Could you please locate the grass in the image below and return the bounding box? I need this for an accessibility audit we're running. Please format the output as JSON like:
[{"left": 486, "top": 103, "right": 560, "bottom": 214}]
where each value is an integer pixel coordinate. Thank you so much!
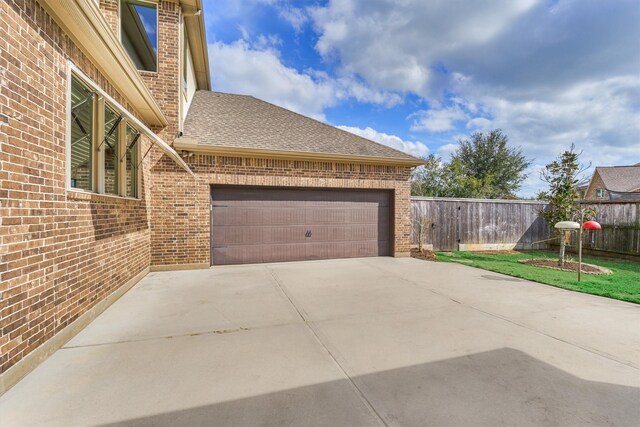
[{"left": 436, "top": 250, "right": 640, "bottom": 304}]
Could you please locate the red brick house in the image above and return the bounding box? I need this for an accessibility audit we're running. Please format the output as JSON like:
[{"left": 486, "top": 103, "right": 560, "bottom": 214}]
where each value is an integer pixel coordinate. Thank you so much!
[
  {"left": 0, "top": 0, "right": 422, "bottom": 392},
  {"left": 583, "top": 164, "right": 640, "bottom": 201}
]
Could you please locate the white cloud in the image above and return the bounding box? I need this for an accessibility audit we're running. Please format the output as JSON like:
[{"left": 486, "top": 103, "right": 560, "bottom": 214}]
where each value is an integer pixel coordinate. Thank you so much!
[
  {"left": 472, "top": 75, "right": 640, "bottom": 171},
  {"left": 466, "top": 117, "right": 492, "bottom": 130},
  {"left": 309, "top": 0, "right": 640, "bottom": 195},
  {"left": 209, "top": 40, "right": 334, "bottom": 120},
  {"left": 518, "top": 164, "right": 548, "bottom": 198},
  {"left": 208, "top": 39, "right": 405, "bottom": 120},
  {"left": 411, "top": 104, "right": 468, "bottom": 133},
  {"left": 334, "top": 76, "right": 403, "bottom": 107},
  {"left": 337, "top": 125, "right": 429, "bottom": 158},
  {"left": 278, "top": 6, "right": 308, "bottom": 32},
  {"left": 436, "top": 143, "right": 458, "bottom": 159},
  {"left": 311, "top": 0, "right": 540, "bottom": 98}
]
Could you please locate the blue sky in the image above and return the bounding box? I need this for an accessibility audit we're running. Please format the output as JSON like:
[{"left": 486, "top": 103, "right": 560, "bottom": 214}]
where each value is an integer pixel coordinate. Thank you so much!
[{"left": 202, "top": 0, "right": 640, "bottom": 196}]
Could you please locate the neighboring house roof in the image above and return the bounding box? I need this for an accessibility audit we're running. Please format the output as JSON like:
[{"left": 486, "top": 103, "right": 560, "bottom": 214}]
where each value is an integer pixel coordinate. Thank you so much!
[
  {"left": 176, "top": 91, "right": 424, "bottom": 166},
  {"left": 593, "top": 165, "right": 640, "bottom": 192}
]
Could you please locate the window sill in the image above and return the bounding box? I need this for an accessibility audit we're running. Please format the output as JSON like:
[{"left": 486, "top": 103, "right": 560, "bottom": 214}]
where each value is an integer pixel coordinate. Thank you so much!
[{"left": 67, "top": 188, "right": 142, "bottom": 203}]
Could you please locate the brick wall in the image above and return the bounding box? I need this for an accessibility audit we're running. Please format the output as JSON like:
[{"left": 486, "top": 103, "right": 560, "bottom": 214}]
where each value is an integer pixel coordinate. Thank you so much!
[
  {"left": 140, "top": 0, "right": 181, "bottom": 141},
  {"left": 584, "top": 172, "right": 607, "bottom": 200},
  {"left": 0, "top": 0, "right": 155, "bottom": 374},
  {"left": 0, "top": 0, "right": 416, "bottom": 380},
  {"left": 99, "top": 0, "right": 119, "bottom": 34},
  {"left": 150, "top": 155, "right": 413, "bottom": 266},
  {"left": 101, "top": 0, "right": 181, "bottom": 143}
]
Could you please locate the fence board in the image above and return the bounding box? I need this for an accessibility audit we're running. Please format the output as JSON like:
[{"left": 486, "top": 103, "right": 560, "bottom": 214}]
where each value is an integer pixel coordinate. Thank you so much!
[
  {"left": 411, "top": 198, "right": 640, "bottom": 255},
  {"left": 411, "top": 197, "right": 550, "bottom": 251},
  {"left": 580, "top": 201, "right": 640, "bottom": 255}
]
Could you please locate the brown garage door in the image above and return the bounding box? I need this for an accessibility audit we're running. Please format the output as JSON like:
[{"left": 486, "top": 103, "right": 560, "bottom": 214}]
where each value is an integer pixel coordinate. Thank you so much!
[{"left": 210, "top": 187, "right": 392, "bottom": 265}]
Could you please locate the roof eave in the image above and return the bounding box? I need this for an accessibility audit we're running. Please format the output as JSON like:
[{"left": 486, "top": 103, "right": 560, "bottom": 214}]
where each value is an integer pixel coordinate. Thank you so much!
[
  {"left": 38, "top": 0, "right": 168, "bottom": 127},
  {"left": 181, "top": 0, "right": 211, "bottom": 90},
  {"left": 174, "top": 139, "right": 425, "bottom": 167}
]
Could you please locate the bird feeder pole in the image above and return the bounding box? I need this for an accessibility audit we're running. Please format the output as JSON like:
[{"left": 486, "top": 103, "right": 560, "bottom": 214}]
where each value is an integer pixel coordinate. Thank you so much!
[
  {"left": 578, "top": 211, "right": 584, "bottom": 282},
  {"left": 554, "top": 221, "right": 580, "bottom": 267},
  {"left": 580, "top": 219, "right": 602, "bottom": 282}
]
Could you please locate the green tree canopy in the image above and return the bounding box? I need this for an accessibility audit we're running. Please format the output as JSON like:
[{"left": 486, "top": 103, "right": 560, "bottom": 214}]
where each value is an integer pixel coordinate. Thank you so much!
[
  {"left": 450, "top": 129, "right": 531, "bottom": 198},
  {"left": 538, "top": 144, "right": 593, "bottom": 227},
  {"left": 411, "top": 129, "right": 531, "bottom": 198}
]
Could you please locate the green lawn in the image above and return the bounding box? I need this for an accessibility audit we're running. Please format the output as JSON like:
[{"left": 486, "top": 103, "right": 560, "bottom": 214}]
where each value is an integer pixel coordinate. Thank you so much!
[{"left": 436, "top": 250, "right": 640, "bottom": 304}]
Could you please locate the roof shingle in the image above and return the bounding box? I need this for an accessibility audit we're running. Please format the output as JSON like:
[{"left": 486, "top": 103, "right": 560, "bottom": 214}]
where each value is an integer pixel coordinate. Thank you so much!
[
  {"left": 595, "top": 165, "right": 640, "bottom": 192},
  {"left": 181, "top": 91, "right": 422, "bottom": 163}
]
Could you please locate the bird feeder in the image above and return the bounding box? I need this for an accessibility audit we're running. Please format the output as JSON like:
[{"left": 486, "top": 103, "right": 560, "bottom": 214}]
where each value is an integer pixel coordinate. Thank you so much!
[
  {"left": 578, "top": 220, "right": 601, "bottom": 281},
  {"left": 582, "top": 220, "right": 602, "bottom": 231},
  {"left": 583, "top": 220, "right": 602, "bottom": 248},
  {"left": 554, "top": 221, "right": 579, "bottom": 267},
  {"left": 554, "top": 221, "right": 580, "bottom": 230}
]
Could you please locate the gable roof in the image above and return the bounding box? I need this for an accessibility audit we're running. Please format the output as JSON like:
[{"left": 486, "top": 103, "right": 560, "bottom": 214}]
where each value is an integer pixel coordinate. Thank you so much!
[
  {"left": 593, "top": 165, "right": 640, "bottom": 192},
  {"left": 177, "top": 91, "right": 424, "bottom": 166}
]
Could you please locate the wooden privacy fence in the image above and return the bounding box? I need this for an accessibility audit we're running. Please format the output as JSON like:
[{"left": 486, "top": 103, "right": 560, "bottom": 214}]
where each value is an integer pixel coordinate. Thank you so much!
[
  {"left": 411, "top": 197, "right": 550, "bottom": 251},
  {"left": 578, "top": 201, "right": 640, "bottom": 256}
]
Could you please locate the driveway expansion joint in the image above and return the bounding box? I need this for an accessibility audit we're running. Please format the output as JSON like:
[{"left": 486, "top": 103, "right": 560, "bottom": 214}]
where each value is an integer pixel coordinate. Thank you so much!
[
  {"left": 266, "top": 266, "right": 389, "bottom": 427},
  {"left": 63, "top": 326, "right": 258, "bottom": 350}
]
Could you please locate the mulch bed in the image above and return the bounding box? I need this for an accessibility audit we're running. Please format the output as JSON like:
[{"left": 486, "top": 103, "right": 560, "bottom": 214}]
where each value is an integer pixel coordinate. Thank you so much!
[
  {"left": 519, "top": 258, "right": 611, "bottom": 275},
  {"left": 410, "top": 248, "right": 438, "bottom": 261}
]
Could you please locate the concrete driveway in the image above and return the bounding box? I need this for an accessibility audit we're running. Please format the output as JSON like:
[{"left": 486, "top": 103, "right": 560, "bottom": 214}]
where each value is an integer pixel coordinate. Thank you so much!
[{"left": 1, "top": 257, "right": 639, "bottom": 426}]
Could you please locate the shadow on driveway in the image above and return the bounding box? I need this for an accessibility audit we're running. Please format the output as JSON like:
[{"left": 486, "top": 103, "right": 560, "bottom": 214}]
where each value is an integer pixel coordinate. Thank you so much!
[{"left": 106, "top": 348, "right": 639, "bottom": 427}]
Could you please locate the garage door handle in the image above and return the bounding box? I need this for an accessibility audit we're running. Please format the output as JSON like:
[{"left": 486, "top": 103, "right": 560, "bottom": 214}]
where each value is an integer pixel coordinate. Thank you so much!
[{"left": 305, "top": 230, "right": 312, "bottom": 238}]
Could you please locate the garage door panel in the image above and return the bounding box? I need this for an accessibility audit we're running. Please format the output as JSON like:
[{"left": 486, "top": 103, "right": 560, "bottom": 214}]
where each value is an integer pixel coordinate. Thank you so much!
[
  {"left": 213, "top": 225, "right": 383, "bottom": 245},
  {"left": 211, "top": 187, "right": 392, "bottom": 265},
  {"left": 211, "top": 207, "right": 267, "bottom": 227},
  {"left": 216, "top": 241, "right": 388, "bottom": 264}
]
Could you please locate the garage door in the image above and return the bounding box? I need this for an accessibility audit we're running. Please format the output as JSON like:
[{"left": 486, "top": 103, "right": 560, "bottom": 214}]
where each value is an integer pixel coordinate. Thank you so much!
[{"left": 210, "top": 187, "right": 391, "bottom": 265}]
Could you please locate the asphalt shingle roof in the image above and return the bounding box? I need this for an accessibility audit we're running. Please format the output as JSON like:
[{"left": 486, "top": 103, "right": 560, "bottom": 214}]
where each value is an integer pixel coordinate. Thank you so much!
[
  {"left": 595, "top": 165, "right": 640, "bottom": 192},
  {"left": 182, "top": 91, "right": 421, "bottom": 162}
]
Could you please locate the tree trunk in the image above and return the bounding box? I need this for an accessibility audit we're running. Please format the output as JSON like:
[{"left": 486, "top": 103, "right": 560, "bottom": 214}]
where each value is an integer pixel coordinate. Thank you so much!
[{"left": 558, "top": 232, "right": 566, "bottom": 266}]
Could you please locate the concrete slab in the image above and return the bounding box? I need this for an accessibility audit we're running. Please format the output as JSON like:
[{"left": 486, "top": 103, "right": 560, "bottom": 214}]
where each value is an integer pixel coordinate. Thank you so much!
[
  {"left": 357, "top": 257, "right": 640, "bottom": 368},
  {"left": 67, "top": 266, "right": 301, "bottom": 347},
  {"left": 1, "top": 257, "right": 638, "bottom": 426},
  {"left": 1, "top": 324, "right": 380, "bottom": 426},
  {"left": 266, "top": 259, "right": 451, "bottom": 321}
]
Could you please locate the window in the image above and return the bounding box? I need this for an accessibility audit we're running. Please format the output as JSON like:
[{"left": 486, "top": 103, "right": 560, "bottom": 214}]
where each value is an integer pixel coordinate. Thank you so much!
[
  {"left": 596, "top": 188, "right": 606, "bottom": 199},
  {"left": 125, "top": 124, "right": 140, "bottom": 198},
  {"left": 182, "top": 25, "right": 188, "bottom": 91},
  {"left": 120, "top": 0, "right": 158, "bottom": 72},
  {"left": 68, "top": 71, "right": 141, "bottom": 198},
  {"left": 70, "top": 75, "right": 94, "bottom": 191},
  {"left": 103, "top": 106, "right": 122, "bottom": 195}
]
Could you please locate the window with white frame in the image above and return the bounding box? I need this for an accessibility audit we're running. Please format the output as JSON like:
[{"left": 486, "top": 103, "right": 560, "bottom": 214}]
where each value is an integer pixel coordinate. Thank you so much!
[
  {"left": 125, "top": 124, "right": 140, "bottom": 198},
  {"left": 120, "top": 0, "right": 158, "bottom": 72},
  {"left": 69, "top": 76, "right": 94, "bottom": 191},
  {"left": 595, "top": 188, "right": 606, "bottom": 199},
  {"left": 68, "top": 72, "right": 141, "bottom": 198}
]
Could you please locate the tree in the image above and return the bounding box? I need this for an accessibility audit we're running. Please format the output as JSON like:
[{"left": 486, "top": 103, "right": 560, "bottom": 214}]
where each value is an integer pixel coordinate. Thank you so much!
[
  {"left": 450, "top": 129, "right": 531, "bottom": 198},
  {"left": 411, "top": 154, "right": 447, "bottom": 196},
  {"left": 539, "top": 144, "right": 592, "bottom": 227},
  {"left": 538, "top": 144, "right": 594, "bottom": 265},
  {"left": 411, "top": 155, "right": 486, "bottom": 198},
  {"left": 411, "top": 130, "right": 531, "bottom": 199}
]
